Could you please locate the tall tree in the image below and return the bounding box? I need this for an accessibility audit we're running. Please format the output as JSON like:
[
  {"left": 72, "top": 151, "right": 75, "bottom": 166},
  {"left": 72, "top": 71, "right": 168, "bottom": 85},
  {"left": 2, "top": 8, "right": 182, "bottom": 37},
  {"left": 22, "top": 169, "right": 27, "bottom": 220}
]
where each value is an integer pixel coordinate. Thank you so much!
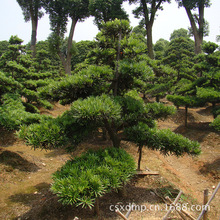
[
  {"left": 16, "top": 0, "right": 44, "bottom": 57},
  {"left": 44, "top": 0, "right": 90, "bottom": 75},
  {"left": 89, "top": 0, "right": 129, "bottom": 29},
  {"left": 129, "top": 0, "right": 171, "bottom": 59},
  {"left": 176, "top": 0, "right": 210, "bottom": 54}
]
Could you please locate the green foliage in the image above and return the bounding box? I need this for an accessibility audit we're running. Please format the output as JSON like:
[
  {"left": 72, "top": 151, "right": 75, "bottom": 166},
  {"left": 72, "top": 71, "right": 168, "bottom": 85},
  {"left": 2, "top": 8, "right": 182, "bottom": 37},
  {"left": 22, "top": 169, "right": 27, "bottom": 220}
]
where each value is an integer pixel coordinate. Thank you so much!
[
  {"left": 197, "top": 87, "right": 220, "bottom": 104},
  {"left": 51, "top": 147, "right": 136, "bottom": 208},
  {"left": 145, "top": 102, "right": 176, "bottom": 120},
  {"left": 39, "top": 65, "right": 113, "bottom": 104},
  {"left": 154, "top": 38, "right": 169, "bottom": 60},
  {"left": 163, "top": 37, "right": 196, "bottom": 80},
  {"left": 0, "top": 93, "right": 43, "bottom": 130},
  {"left": 202, "top": 42, "right": 219, "bottom": 54},
  {"left": 89, "top": 0, "right": 128, "bottom": 29},
  {"left": 125, "top": 122, "right": 201, "bottom": 156},
  {"left": 0, "top": 40, "right": 10, "bottom": 56},
  {"left": 18, "top": 118, "right": 67, "bottom": 150},
  {"left": 70, "top": 94, "right": 121, "bottom": 122},
  {"left": 167, "top": 94, "right": 204, "bottom": 108},
  {"left": 71, "top": 40, "right": 96, "bottom": 69},
  {"left": 170, "top": 28, "right": 190, "bottom": 41},
  {"left": 16, "top": 0, "right": 44, "bottom": 22},
  {"left": 0, "top": 36, "right": 56, "bottom": 109},
  {"left": 117, "top": 59, "right": 153, "bottom": 94},
  {"left": 210, "top": 115, "right": 220, "bottom": 131},
  {"left": 212, "top": 106, "right": 220, "bottom": 118},
  {"left": 0, "top": 71, "right": 22, "bottom": 96}
]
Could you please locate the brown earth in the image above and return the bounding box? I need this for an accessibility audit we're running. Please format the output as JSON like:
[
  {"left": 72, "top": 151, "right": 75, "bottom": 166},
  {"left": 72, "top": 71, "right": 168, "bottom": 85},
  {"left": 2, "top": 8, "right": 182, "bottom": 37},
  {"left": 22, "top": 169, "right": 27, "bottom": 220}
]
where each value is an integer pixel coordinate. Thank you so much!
[{"left": 0, "top": 103, "right": 219, "bottom": 220}]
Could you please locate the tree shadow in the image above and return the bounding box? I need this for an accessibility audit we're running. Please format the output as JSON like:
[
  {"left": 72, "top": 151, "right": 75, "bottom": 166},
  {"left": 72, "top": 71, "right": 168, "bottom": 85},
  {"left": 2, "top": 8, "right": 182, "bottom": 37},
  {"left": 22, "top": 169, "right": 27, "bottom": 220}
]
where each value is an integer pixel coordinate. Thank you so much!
[
  {"left": 0, "top": 150, "right": 39, "bottom": 172},
  {"left": 200, "top": 158, "right": 220, "bottom": 180},
  {"left": 196, "top": 105, "right": 213, "bottom": 117},
  {"left": 173, "top": 122, "right": 214, "bottom": 143},
  {"left": 0, "top": 127, "right": 18, "bottom": 147},
  {"left": 9, "top": 183, "right": 51, "bottom": 206},
  {"left": 44, "top": 148, "right": 69, "bottom": 158},
  {"left": 11, "top": 176, "right": 179, "bottom": 220}
]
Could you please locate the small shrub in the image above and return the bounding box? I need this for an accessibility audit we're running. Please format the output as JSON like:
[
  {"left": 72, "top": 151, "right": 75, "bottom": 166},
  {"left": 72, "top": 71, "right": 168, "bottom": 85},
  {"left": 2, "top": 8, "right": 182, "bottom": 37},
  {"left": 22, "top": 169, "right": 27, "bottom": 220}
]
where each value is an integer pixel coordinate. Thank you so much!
[
  {"left": 51, "top": 147, "right": 136, "bottom": 208},
  {"left": 18, "top": 118, "right": 67, "bottom": 150},
  {"left": 210, "top": 115, "right": 220, "bottom": 131},
  {"left": 0, "top": 93, "right": 42, "bottom": 130}
]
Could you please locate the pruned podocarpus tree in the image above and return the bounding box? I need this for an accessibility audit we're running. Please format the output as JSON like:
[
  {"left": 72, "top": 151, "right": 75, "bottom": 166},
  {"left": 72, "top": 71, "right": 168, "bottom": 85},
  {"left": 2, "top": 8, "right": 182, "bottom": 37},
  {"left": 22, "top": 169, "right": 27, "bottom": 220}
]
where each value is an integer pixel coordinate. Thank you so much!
[{"left": 18, "top": 20, "right": 201, "bottom": 213}]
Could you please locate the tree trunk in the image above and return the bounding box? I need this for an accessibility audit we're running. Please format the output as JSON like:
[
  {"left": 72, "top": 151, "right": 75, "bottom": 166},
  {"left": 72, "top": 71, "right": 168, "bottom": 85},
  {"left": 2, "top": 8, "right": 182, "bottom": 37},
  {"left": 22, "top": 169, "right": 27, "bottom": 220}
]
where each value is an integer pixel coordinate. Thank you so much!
[
  {"left": 31, "top": 16, "right": 38, "bottom": 58},
  {"left": 103, "top": 118, "right": 121, "bottom": 148},
  {"left": 102, "top": 127, "right": 107, "bottom": 140},
  {"left": 113, "top": 29, "right": 122, "bottom": 96},
  {"left": 212, "top": 102, "right": 216, "bottom": 118},
  {"left": 184, "top": 106, "right": 188, "bottom": 127},
  {"left": 184, "top": 5, "right": 204, "bottom": 54},
  {"left": 94, "top": 197, "right": 100, "bottom": 216},
  {"left": 141, "top": 0, "right": 155, "bottom": 59},
  {"left": 194, "top": 32, "right": 203, "bottom": 55},
  {"left": 146, "top": 23, "right": 154, "bottom": 59},
  {"left": 137, "top": 145, "right": 143, "bottom": 171},
  {"left": 57, "top": 18, "right": 77, "bottom": 75},
  {"left": 156, "top": 95, "right": 160, "bottom": 102},
  {"left": 119, "top": 182, "right": 127, "bottom": 197},
  {"left": 65, "top": 17, "right": 77, "bottom": 75}
]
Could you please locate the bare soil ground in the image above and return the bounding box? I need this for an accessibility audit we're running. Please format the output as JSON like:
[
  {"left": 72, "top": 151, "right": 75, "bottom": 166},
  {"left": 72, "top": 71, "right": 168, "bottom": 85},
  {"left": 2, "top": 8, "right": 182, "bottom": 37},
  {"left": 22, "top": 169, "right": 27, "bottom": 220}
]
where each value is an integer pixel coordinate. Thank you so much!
[{"left": 0, "top": 103, "right": 219, "bottom": 220}]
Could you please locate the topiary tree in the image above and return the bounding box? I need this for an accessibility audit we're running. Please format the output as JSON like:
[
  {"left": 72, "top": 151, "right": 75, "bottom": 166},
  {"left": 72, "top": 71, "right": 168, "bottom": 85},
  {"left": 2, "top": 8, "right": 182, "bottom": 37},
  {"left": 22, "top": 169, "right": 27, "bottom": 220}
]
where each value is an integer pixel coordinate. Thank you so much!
[
  {"left": 167, "top": 94, "right": 204, "bottom": 127},
  {"left": 0, "top": 36, "right": 57, "bottom": 109},
  {"left": 162, "top": 37, "right": 196, "bottom": 81},
  {"left": 18, "top": 20, "right": 201, "bottom": 212},
  {"left": 124, "top": 122, "right": 201, "bottom": 170},
  {"left": 0, "top": 36, "right": 61, "bottom": 131}
]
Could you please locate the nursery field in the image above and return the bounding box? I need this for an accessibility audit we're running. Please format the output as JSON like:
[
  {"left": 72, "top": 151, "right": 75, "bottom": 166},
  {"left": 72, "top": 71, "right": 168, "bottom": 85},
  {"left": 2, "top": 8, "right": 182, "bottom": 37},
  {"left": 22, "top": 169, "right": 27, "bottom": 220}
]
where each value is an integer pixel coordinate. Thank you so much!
[{"left": 0, "top": 102, "right": 219, "bottom": 220}]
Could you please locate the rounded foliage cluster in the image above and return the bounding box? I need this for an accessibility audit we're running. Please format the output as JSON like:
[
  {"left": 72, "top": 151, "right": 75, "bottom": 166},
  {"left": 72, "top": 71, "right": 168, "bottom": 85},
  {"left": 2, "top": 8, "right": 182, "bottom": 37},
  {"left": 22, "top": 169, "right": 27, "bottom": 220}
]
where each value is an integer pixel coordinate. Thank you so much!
[{"left": 51, "top": 147, "right": 136, "bottom": 208}]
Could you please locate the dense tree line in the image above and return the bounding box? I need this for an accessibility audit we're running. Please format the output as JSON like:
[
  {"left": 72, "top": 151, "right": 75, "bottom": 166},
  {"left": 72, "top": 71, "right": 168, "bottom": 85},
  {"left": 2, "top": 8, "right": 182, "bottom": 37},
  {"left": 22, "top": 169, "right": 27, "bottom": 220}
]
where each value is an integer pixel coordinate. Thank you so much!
[{"left": 15, "top": 0, "right": 213, "bottom": 73}]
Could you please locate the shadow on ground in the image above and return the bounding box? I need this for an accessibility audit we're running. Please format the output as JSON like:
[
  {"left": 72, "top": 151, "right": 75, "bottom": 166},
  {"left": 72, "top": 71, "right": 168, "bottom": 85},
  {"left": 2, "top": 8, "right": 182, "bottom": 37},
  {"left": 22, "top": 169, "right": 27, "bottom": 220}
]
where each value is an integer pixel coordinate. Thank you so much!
[
  {"left": 0, "top": 150, "right": 39, "bottom": 172},
  {"left": 200, "top": 158, "right": 220, "bottom": 180}
]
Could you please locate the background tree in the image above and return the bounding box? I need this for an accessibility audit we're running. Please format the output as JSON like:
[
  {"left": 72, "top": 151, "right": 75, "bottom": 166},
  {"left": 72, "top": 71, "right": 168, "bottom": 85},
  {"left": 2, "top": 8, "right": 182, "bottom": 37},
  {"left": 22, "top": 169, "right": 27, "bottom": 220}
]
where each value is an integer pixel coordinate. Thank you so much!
[
  {"left": 154, "top": 38, "right": 169, "bottom": 60},
  {"left": 195, "top": 42, "right": 220, "bottom": 116},
  {"left": 169, "top": 28, "right": 190, "bottom": 41},
  {"left": 176, "top": 0, "right": 210, "bottom": 54},
  {"left": 163, "top": 37, "right": 195, "bottom": 81},
  {"left": 128, "top": 0, "right": 171, "bottom": 59},
  {"left": 0, "top": 41, "right": 10, "bottom": 56},
  {"left": 16, "top": 0, "right": 44, "bottom": 57},
  {"left": 89, "top": 0, "right": 129, "bottom": 29},
  {"left": 71, "top": 40, "right": 96, "bottom": 70},
  {"left": 0, "top": 36, "right": 55, "bottom": 110},
  {"left": 44, "top": 0, "right": 90, "bottom": 75}
]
